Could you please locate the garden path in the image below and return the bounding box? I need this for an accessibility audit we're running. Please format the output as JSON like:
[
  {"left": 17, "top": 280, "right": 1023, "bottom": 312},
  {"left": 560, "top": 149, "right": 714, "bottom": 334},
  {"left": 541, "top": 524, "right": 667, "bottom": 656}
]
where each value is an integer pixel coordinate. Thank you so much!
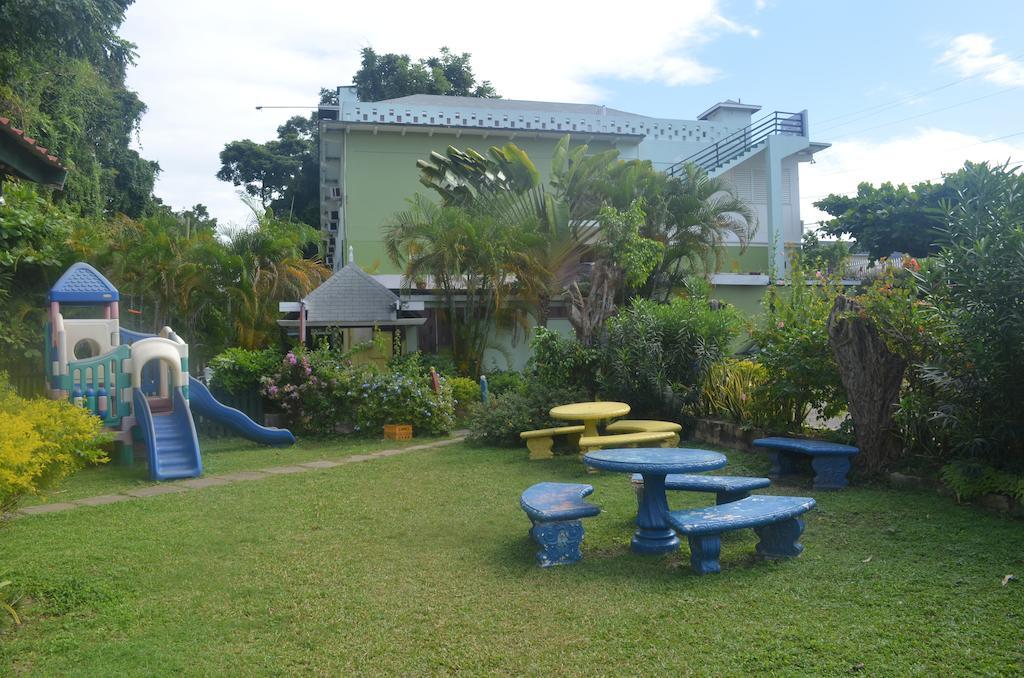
[{"left": 9, "top": 434, "right": 467, "bottom": 520}]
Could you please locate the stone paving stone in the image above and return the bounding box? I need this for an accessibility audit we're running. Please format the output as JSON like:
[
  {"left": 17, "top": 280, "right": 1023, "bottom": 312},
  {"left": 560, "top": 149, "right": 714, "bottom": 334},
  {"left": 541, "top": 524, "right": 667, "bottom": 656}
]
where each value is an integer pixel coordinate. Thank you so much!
[
  {"left": 433, "top": 437, "right": 466, "bottom": 446},
  {"left": 125, "top": 484, "right": 187, "bottom": 498},
  {"left": 260, "top": 465, "right": 309, "bottom": 475},
  {"left": 177, "top": 477, "right": 232, "bottom": 489},
  {"left": 18, "top": 502, "right": 78, "bottom": 515},
  {"left": 299, "top": 460, "right": 341, "bottom": 469},
  {"left": 343, "top": 454, "right": 377, "bottom": 463},
  {"left": 74, "top": 494, "right": 132, "bottom": 507},
  {"left": 373, "top": 448, "right": 408, "bottom": 457},
  {"left": 215, "top": 471, "right": 268, "bottom": 482}
]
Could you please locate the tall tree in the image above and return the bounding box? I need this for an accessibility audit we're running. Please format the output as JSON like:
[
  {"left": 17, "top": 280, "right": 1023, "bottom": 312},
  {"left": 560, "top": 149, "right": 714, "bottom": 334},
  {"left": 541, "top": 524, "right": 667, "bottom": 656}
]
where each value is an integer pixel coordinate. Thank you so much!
[
  {"left": 600, "top": 161, "right": 756, "bottom": 301},
  {"left": 416, "top": 136, "right": 612, "bottom": 329},
  {"left": 354, "top": 47, "right": 498, "bottom": 102},
  {"left": 216, "top": 115, "right": 319, "bottom": 225},
  {"left": 414, "top": 138, "right": 751, "bottom": 335},
  {"left": 384, "top": 195, "right": 531, "bottom": 376},
  {"left": 566, "top": 201, "right": 664, "bottom": 346},
  {"left": 814, "top": 175, "right": 967, "bottom": 259},
  {"left": 916, "top": 161, "right": 1024, "bottom": 466},
  {"left": 828, "top": 295, "right": 907, "bottom": 473},
  {"left": 221, "top": 206, "right": 330, "bottom": 349},
  {"left": 414, "top": 136, "right": 666, "bottom": 343},
  {"left": 0, "top": 0, "right": 159, "bottom": 217}
]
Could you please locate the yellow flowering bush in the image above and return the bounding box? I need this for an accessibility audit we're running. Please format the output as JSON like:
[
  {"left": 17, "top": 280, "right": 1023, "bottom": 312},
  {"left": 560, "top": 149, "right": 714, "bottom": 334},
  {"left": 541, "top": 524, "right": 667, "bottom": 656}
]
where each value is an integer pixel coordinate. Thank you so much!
[{"left": 0, "top": 377, "right": 109, "bottom": 516}]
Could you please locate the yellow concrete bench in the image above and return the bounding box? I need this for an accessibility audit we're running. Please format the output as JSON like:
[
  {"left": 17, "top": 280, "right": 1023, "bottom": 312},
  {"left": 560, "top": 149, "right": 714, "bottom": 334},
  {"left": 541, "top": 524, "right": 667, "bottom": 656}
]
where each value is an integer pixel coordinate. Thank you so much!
[
  {"left": 605, "top": 419, "right": 682, "bottom": 446},
  {"left": 578, "top": 431, "right": 674, "bottom": 454},
  {"left": 520, "top": 425, "right": 585, "bottom": 460}
]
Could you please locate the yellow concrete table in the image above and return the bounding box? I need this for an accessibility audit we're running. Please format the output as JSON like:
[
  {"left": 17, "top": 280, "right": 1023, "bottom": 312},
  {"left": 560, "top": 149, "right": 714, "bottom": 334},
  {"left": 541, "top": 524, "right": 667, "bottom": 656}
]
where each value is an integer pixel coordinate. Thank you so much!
[{"left": 549, "top": 401, "right": 631, "bottom": 440}]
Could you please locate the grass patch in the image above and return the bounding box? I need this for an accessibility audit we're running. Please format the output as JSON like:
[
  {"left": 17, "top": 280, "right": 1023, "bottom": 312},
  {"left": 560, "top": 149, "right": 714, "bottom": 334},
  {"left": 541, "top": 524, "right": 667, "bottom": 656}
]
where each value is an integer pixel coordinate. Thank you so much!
[
  {"left": 21, "top": 434, "right": 450, "bottom": 505},
  {"left": 1, "top": 443, "right": 1022, "bottom": 674}
]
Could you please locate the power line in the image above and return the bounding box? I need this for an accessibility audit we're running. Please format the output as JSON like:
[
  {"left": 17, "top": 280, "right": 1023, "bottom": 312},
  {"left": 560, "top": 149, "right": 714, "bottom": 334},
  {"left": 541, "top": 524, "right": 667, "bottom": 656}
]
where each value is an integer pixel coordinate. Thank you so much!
[
  {"left": 826, "top": 86, "right": 1021, "bottom": 142},
  {"left": 816, "top": 75, "right": 984, "bottom": 130},
  {"left": 956, "top": 129, "right": 1024, "bottom": 149},
  {"left": 815, "top": 49, "right": 1024, "bottom": 132},
  {"left": 807, "top": 129, "right": 1024, "bottom": 180}
]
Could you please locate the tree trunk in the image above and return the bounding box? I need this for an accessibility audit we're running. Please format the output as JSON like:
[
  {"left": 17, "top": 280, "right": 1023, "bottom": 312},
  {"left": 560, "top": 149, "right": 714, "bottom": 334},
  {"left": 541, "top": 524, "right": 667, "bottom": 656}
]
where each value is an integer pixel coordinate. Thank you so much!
[
  {"left": 536, "top": 292, "right": 550, "bottom": 328},
  {"left": 827, "top": 295, "right": 906, "bottom": 473},
  {"left": 567, "top": 262, "right": 618, "bottom": 346}
]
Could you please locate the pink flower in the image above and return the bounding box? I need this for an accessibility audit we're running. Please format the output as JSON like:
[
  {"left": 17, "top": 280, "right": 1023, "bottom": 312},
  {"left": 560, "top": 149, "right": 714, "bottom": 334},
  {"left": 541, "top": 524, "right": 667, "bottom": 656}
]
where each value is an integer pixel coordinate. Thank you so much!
[
  {"left": 776, "top": 321, "right": 785, "bottom": 329},
  {"left": 305, "top": 367, "right": 312, "bottom": 375},
  {"left": 287, "top": 352, "right": 297, "bottom": 365},
  {"left": 268, "top": 385, "right": 278, "bottom": 396}
]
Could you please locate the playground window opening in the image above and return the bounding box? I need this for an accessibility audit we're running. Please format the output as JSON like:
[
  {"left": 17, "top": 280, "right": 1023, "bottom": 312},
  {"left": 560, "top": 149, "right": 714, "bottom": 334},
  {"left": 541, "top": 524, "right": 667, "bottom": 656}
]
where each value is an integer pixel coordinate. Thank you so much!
[{"left": 73, "top": 338, "right": 101, "bottom": 360}]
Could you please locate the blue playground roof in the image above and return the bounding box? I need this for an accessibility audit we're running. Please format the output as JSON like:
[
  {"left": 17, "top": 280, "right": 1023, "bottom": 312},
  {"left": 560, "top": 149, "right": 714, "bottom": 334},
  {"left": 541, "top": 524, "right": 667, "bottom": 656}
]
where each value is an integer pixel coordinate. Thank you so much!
[{"left": 49, "top": 262, "right": 119, "bottom": 304}]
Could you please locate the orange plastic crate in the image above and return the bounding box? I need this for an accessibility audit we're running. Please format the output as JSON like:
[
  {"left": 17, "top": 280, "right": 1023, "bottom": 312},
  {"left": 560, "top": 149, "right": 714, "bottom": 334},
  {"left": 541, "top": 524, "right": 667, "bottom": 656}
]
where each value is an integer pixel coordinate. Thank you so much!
[{"left": 384, "top": 424, "right": 413, "bottom": 440}]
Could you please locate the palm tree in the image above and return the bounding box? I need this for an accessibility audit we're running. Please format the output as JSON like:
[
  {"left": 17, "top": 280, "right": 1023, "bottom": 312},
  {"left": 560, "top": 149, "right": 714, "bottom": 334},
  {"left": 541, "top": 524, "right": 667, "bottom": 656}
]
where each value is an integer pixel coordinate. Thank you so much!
[
  {"left": 416, "top": 136, "right": 619, "bottom": 329},
  {"left": 100, "top": 213, "right": 220, "bottom": 334},
  {"left": 385, "top": 195, "right": 532, "bottom": 375},
  {"left": 222, "top": 207, "right": 330, "bottom": 349},
  {"left": 407, "top": 139, "right": 754, "bottom": 344},
  {"left": 630, "top": 162, "right": 757, "bottom": 301}
]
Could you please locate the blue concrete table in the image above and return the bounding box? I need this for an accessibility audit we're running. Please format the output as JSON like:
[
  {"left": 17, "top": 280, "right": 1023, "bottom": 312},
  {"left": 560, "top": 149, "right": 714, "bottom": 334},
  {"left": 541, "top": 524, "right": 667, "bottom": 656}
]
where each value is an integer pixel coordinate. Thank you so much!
[{"left": 583, "top": 448, "right": 727, "bottom": 554}]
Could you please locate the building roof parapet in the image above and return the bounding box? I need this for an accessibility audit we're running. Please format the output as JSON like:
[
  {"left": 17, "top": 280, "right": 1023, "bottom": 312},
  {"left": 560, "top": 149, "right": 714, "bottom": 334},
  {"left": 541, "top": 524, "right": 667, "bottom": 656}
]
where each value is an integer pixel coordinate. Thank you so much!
[{"left": 322, "top": 94, "right": 743, "bottom": 144}]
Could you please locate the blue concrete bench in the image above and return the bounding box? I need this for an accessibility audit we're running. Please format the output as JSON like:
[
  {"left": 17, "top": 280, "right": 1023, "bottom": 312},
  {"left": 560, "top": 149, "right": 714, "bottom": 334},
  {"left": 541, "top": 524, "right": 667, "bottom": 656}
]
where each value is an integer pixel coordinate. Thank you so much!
[
  {"left": 667, "top": 495, "right": 817, "bottom": 574},
  {"left": 520, "top": 482, "right": 601, "bottom": 567},
  {"left": 631, "top": 473, "right": 771, "bottom": 505},
  {"left": 753, "top": 437, "right": 859, "bottom": 490}
]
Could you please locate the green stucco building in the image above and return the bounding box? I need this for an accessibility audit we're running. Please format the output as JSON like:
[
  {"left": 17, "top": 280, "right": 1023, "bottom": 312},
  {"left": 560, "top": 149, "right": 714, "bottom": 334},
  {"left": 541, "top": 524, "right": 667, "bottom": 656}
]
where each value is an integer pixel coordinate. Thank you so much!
[{"left": 309, "top": 87, "right": 829, "bottom": 368}]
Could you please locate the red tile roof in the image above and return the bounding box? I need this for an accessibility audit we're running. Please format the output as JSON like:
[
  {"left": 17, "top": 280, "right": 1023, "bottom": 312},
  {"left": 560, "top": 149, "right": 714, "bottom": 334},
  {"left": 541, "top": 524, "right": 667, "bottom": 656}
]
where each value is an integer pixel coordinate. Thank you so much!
[{"left": 0, "top": 116, "right": 65, "bottom": 169}]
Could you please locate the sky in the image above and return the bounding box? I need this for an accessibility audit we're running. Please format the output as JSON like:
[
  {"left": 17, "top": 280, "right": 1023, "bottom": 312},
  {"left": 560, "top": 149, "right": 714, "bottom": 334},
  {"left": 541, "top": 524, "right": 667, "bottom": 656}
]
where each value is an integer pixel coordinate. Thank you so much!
[{"left": 121, "top": 0, "right": 1024, "bottom": 230}]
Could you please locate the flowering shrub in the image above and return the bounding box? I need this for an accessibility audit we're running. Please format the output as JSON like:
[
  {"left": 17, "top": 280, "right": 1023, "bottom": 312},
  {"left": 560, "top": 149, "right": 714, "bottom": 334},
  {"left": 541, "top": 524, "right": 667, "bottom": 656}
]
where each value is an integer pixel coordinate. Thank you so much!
[
  {"left": 352, "top": 369, "right": 455, "bottom": 436},
  {"left": 260, "top": 349, "right": 337, "bottom": 435},
  {"left": 261, "top": 348, "right": 454, "bottom": 436},
  {"left": 0, "top": 375, "right": 109, "bottom": 516}
]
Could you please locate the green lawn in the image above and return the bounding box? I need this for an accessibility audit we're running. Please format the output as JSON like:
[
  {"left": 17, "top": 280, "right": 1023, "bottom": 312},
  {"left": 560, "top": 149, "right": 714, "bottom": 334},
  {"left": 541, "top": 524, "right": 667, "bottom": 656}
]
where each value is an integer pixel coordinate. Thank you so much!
[
  {"left": 20, "top": 434, "right": 447, "bottom": 505},
  {"left": 2, "top": 440, "right": 1022, "bottom": 675}
]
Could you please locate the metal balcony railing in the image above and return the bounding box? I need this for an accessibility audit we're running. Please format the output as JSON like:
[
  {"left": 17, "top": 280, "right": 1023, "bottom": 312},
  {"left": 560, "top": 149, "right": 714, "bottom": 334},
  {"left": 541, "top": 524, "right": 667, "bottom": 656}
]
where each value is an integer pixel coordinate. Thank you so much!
[{"left": 666, "top": 111, "right": 805, "bottom": 176}]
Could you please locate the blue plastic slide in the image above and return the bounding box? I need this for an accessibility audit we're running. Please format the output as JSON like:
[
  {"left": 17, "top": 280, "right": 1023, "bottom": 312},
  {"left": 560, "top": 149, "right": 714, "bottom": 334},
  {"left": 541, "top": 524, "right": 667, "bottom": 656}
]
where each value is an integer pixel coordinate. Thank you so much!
[
  {"left": 187, "top": 377, "right": 296, "bottom": 446},
  {"left": 133, "top": 387, "right": 203, "bottom": 481}
]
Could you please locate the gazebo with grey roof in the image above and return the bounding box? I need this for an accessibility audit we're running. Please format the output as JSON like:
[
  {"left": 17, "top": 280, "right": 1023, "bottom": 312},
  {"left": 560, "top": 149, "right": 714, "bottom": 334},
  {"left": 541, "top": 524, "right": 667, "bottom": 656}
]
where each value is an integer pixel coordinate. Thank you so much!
[{"left": 278, "top": 261, "right": 425, "bottom": 345}]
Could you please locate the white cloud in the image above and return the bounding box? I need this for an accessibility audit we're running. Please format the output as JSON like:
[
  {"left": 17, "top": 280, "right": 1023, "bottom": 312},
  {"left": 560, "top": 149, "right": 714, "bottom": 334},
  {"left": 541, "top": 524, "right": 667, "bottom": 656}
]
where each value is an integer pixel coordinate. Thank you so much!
[
  {"left": 121, "top": 0, "right": 756, "bottom": 227},
  {"left": 939, "top": 34, "right": 1024, "bottom": 87},
  {"left": 800, "top": 128, "right": 1024, "bottom": 228}
]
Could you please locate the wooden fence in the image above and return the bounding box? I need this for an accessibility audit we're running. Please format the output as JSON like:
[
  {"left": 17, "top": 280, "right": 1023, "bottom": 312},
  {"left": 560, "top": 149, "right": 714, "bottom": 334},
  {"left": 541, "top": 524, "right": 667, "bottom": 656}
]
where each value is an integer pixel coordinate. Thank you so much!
[{"left": 2, "top": 358, "right": 46, "bottom": 398}]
